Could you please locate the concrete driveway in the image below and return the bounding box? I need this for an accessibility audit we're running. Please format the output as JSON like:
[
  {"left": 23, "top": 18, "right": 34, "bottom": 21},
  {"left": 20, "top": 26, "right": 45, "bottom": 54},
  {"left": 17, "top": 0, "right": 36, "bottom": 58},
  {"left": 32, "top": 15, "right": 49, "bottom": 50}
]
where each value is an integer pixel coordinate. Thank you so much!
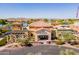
[{"left": 0, "top": 45, "right": 79, "bottom": 55}]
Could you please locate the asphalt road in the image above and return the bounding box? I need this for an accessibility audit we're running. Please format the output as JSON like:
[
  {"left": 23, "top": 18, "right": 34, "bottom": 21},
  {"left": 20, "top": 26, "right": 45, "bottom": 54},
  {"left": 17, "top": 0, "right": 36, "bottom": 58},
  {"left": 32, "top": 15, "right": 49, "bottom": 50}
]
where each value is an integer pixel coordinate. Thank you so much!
[{"left": 0, "top": 45, "right": 79, "bottom": 55}]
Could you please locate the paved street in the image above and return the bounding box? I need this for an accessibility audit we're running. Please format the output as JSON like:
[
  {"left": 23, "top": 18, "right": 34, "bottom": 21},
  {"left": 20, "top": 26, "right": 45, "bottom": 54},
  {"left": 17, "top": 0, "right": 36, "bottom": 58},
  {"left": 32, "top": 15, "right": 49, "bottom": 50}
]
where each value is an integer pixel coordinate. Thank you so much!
[{"left": 0, "top": 45, "right": 79, "bottom": 55}]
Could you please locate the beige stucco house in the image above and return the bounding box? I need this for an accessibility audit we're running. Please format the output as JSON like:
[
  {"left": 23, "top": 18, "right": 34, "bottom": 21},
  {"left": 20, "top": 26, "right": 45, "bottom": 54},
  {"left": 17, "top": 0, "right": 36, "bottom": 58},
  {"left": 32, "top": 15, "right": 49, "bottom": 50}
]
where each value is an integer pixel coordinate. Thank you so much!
[{"left": 28, "top": 21, "right": 56, "bottom": 44}]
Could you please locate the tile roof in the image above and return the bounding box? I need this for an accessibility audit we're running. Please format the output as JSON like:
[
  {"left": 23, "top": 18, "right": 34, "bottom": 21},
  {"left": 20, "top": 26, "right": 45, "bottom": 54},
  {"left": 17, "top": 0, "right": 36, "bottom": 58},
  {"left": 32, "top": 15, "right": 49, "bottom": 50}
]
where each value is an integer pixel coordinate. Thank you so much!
[
  {"left": 29, "top": 21, "right": 51, "bottom": 27},
  {"left": 4, "top": 30, "right": 28, "bottom": 35}
]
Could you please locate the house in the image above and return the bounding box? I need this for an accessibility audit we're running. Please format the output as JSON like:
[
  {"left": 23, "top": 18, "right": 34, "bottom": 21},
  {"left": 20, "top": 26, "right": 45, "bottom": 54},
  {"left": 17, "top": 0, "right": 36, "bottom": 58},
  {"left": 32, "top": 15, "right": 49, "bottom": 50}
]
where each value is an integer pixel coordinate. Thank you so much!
[
  {"left": 70, "top": 22, "right": 79, "bottom": 33},
  {"left": 28, "top": 20, "right": 57, "bottom": 44},
  {"left": 69, "top": 22, "right": 79, "bottom": 38},
  {"left": 4, "top": 19, "right": 28, "bottom": 43}
]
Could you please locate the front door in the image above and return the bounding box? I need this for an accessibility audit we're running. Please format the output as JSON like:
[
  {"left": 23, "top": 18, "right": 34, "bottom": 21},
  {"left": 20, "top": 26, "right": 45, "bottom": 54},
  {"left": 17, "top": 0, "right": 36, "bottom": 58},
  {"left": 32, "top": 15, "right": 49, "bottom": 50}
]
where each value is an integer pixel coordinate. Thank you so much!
[{"left": 51, "top": 30, "right": 57, "bottom": 40}]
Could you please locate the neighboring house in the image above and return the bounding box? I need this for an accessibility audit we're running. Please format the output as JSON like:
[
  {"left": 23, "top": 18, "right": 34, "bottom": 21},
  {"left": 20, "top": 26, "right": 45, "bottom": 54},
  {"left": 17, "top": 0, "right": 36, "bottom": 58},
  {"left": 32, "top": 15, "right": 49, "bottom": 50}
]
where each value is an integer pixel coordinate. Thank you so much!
[
  {"left": 70, "top": 22, "right": 79, "bottom": 32},
  {"left": 4, "top": 30, "right": 28, "bottom": 44},
  {"left": 6, "top": 18, "right": 28, "bottom": 31},
  {"left": 4, "top": 19, "right": 28, "bottom": 43},
  {"left": 56, "top": 25, "right": 71, "bottom": 30},
  {"left": 22, "top": 22, "right": 28, "bottom": 31},
  {"left": 69, "top": 22, "right": 79, "bottom": 38}
]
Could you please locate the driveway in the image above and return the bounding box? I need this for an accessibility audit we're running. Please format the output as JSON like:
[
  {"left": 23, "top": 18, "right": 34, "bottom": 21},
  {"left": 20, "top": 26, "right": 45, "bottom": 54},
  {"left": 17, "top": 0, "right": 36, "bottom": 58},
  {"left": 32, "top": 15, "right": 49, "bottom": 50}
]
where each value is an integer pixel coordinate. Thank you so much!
[{"left": 0, "top": 45, "right": 79, "bottom": 55}]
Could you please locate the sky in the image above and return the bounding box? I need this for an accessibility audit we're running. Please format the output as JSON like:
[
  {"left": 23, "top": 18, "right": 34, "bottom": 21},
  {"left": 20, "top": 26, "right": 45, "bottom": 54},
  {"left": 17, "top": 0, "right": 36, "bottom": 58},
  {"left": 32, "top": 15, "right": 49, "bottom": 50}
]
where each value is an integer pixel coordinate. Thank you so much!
[{"left": 0, "top": 3, "right": 79, "bottom": 19}]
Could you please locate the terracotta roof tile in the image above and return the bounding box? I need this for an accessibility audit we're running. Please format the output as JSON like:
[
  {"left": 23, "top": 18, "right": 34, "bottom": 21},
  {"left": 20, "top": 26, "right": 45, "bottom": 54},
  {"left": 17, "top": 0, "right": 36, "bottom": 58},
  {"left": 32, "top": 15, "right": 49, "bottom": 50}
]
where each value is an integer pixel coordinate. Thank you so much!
[{"left": 29, "top": 21, "right": 51, "bottom": 27}]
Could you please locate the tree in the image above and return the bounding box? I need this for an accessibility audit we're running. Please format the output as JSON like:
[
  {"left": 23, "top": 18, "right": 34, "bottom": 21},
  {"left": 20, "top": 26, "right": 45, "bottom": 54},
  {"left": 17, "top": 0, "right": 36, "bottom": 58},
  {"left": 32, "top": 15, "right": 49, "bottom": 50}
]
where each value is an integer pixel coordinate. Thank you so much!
[
  {"left": 0, "top": 36, "right": 7, "bottom": 46},
  {"left": 63, "top": 32, "right": 76, "bottom": 42},
  {"left": 68, "top": 19, "right": 75, "bottom": 24},
  {"left": 0, "top": 19, "right": 7, "bottom": 25},
  {"left": 27, "top": 19, "right": 34, "bottom": 24},
  {"left": 16, "top": 31, "right": 34, "bottom": 46},
  {"left": 58, "top": 31, "right": 76, "bottom": 42},
  {"left": 57, "top": 19, "right": 64, "bottom": 25},
  {"left": 43, "top": 18, "right": 49, "bottom": 22}
]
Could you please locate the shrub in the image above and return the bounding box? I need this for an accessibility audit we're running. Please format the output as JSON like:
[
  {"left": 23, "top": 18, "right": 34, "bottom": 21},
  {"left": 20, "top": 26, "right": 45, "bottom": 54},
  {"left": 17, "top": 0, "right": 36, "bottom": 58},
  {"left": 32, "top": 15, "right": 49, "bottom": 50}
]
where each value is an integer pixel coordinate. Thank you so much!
[
  {"left": 60, "top": 49, "right": 78, "bottom": 55},
  {"left": 16, "top": 39, "right": 26, "bottom": 46},
  {"left": 16, "top": 38, "right": 33, "bottom": 47},
  {"left": 0, "top": 37, "right": 7, "bottom": 46},
  {"left": 55, "top": 39, "right": 65, "bottom": 45},
  {"left": 57, "top": 31, "right": 76, "bottom": 45}
]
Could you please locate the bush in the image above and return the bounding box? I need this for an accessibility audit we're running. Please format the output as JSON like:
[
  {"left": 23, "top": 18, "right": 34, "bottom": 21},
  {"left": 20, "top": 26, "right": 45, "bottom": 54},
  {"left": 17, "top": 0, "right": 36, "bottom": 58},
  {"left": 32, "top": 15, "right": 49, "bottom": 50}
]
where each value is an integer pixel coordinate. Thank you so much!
[
  {"left": 24, "top": 39, "right": 33, "bottom": 47},
  {"left": 55, "top": 39, "right": 65, "bottom": 45},
  {"left": 60, "top": 49, "right": 78, "bottom": 55},
  {"left": 1, "top": 30, "right": 8, "bottom": 33},
  {"left": 0, "top": 37, "right": 7, "bottom": 46},
  {"left": 26, "top": 43, "right": 33, "bottom": 47},
  {"left": 69, "top": 41, "right": 78, "bottom": 45},
  {"left": 16, "top": 39, "right": 26, "bottom": 46},
  {"left": 16, "top": 38, "right": 33, "bottom": 47},
  {"left": 57, "top": 31, "right": 76, "bottom": 45},
  {"left": 0, "top": 19, "right": 7, "bottom": 25}
]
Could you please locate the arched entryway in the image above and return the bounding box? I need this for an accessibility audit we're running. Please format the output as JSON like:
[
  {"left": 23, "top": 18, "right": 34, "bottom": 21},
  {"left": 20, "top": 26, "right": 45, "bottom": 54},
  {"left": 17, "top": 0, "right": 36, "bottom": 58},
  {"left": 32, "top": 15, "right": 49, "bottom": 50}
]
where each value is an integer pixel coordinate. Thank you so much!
[{"left": 35, "top": 29, "right": 51, "bottom": 44}]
